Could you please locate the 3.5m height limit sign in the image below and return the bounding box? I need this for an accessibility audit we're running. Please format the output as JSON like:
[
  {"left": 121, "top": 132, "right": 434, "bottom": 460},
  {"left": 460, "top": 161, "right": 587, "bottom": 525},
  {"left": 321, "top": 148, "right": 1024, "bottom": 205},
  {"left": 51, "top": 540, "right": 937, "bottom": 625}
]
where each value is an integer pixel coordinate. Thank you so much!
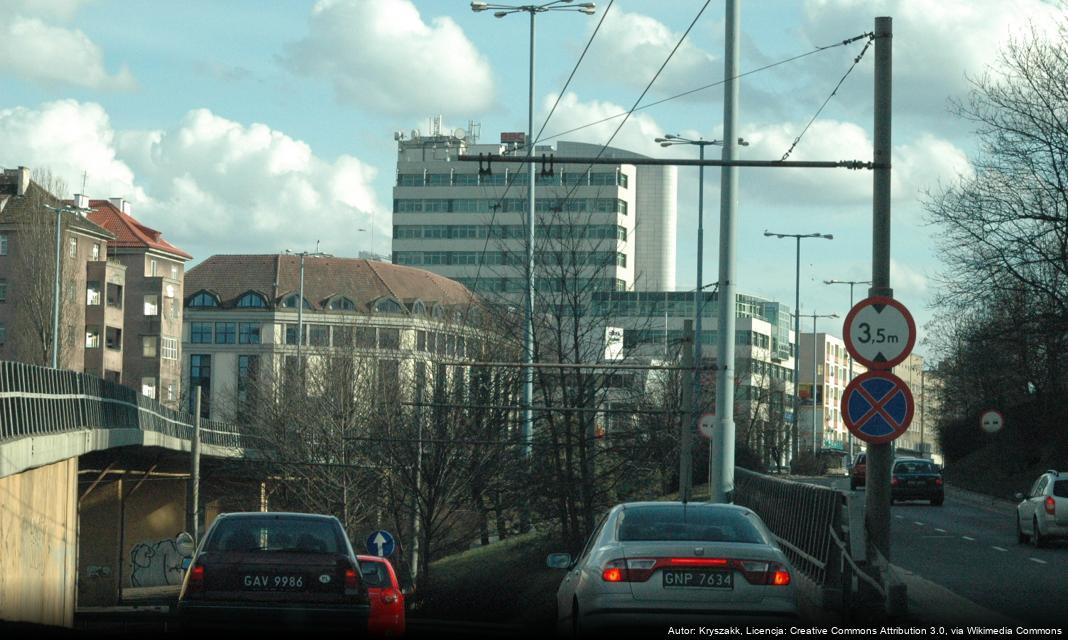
[{"left": 843, "top": 296, "right": 916, "bottom": 370}]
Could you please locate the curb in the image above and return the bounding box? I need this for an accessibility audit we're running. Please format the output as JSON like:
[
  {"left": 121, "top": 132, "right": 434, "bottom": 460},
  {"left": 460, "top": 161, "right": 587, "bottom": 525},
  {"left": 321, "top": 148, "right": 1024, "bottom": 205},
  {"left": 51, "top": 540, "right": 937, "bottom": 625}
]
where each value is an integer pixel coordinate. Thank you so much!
[
  {"left": 944, "top": 484, "right": 1017, "bottom": 512},
  {"left": 891, "top": 564, "right": 1019, "bottom": 627}
]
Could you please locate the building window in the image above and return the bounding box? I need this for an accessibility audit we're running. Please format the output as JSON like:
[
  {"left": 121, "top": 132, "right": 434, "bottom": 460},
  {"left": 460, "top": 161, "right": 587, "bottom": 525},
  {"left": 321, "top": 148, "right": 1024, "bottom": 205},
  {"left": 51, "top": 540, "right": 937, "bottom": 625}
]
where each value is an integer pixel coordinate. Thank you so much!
[
  {"left": 144, "top": 294, "right": 159, "bottom": 316},
  {"left": 0, "top": 322, "right": 5, "bottom": 345},
  {"left": 417, "top": 330, "right": 427, "bottom": 351},
  {"left": 142, "top": 336, "right": 158, "bottom": 358},
  {"left": 149, "top": 258, "right": 158, "bottom": 277},
  {"left": 282, "top": 294, "right": 312, "bottom": 309},
  {"left": 239, "top": 322, "right": 261, "bottom": 344},
  {"left": 105, "top": 326, "right": 122, "bottom": 350},
  {"left": 190, "top": 322, "right": 212, "bottom": 344},
  {"left": 168, "top": 298, "right": 179, "bottom": 319},
  {"left": 238, "top": 355, "right": 260, "bottom": 406},
  {"left": 334, "top": 325, "right": 354, "bottom": 347},
  {"left": 0, "top": 233, "right": 7, "bottom": 255},
  {"left": 171, "top": 265, "right": 178, "bottom": 280},
  {"left": 166, "top": 382, "right": 176, "bottom": 403},
  {"left": 355, "top": 327, "right": 376, "bottom": 348},
  {"left": 86, "top": 327, "right": 100, "bottom": 348},
  {"left": 106, "top": 283, "right": 123, "bottom": 308},
  {"left": 86, "top": 282, "right": 101, "bottom": 305},
  {"left": 141, "top": 377, "right": 157, "bottom": 399},
  {"left": 215, "top": 322, "right": 236, "bottom": 344},
  {"left": 188, "top": 291, "right": 219, "bottom": 308},
  {"left": 92, "top": 243, "right": 100, "bottom": 260},
  {"left": 69, "top": 237, "right": 77, "bottom": 257},
  {"left": 189, "top": 354, "right": 212, "bottom": 417},
  {"left": 0, "top": 280, "right": 6, "bottom": 303},
  {"left": 378, "top": 328, "right": 400, "bottom": 350},
  {"left": 237, "top": 292, "right": 268, "bottom": 308},
  {"left": 374, "top": 298, "right": 404, "bottom": 314},
  {"left": 328, "top": 296, "right": 356, "bottom": 311},
  {"left": 161, "top": 337, "right": 178, "bottom": 360},
  {"left": 285, "top": 324, "right": 303, "bottom": 345},
  {"left": 309, "top": 324, "right": 330, "bottom": 347}
]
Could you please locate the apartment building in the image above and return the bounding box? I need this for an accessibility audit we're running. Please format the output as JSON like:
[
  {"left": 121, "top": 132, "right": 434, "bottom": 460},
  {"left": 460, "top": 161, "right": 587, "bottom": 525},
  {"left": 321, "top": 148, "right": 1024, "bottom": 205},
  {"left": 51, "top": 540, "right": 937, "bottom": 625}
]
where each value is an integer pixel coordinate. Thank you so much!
[
  {"left": 0, "top": 167, "right": 124, "bottom": 377},
  {"left": 797, "top": 332, "right": 868, "bottom": 457},
  {"left": 83, "top": 197, "right": 191, "bottom": 408},
  {"left": 391, "top": 124, "right": 678, "bottom": 296}
]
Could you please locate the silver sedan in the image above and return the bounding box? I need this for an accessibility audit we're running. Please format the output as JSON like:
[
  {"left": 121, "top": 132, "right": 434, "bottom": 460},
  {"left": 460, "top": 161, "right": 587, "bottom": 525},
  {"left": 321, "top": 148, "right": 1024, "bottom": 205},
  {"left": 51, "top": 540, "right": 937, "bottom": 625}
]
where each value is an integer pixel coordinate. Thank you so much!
[{"left": 547, "top": 502, "right": 798, "bottom": 635}]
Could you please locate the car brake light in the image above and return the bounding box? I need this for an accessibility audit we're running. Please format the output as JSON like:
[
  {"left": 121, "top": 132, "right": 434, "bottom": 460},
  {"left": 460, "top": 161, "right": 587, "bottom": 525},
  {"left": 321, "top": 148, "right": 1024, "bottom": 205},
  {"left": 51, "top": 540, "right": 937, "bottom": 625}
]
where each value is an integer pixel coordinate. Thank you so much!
[
  {"left": 771, "top": 568, "right": 791, "bottom": 586},
  {"left": 935, "top": 477, "right": 943, "bottom": 486},
  {"left": 891, "top": 476, "right": 900, "bottom": 486},
  {"left": 345, "top": 566, "right": 359, "bottom": 594},
  {"left": 1045, "top": 496, "right": 1056, "bottom": 515},
  {"left": 669, "top": 558, "right": 727, "bottom": 566},
  {"left": 186, "top": 564, "right": 205, "bottom": 594},
  {"left": 601, "top": 559, "right": 625, "bottom": 582}
]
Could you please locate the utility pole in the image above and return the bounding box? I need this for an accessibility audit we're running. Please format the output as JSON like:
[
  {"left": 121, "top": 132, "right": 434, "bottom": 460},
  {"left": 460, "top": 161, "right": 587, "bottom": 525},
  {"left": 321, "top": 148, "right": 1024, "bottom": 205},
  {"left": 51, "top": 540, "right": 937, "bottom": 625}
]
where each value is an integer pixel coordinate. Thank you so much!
[
  {"left": 867, "top": 15, "right": 898, "bottom": 612},
  {"left": 190, "top": 386, "right": 202, "bottom": 543},
  {"left": 679, "top": 319, "right": 694, "bottom": 502}
]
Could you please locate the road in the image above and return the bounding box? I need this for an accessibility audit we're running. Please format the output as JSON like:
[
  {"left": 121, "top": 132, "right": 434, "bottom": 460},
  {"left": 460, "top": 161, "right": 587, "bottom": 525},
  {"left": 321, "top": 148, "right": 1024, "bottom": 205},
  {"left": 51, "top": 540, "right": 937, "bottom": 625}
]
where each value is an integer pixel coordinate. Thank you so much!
[{"left": 810, "top": 476, "right": 1068, "bottom": 626}]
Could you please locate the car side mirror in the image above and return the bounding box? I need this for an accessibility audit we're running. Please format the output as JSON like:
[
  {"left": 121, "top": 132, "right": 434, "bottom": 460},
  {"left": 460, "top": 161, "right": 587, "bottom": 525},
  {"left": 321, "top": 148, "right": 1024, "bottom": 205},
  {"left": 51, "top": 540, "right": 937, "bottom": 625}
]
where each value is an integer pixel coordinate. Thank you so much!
[
  {"left": 546, "top": 553, "right": 572, "bottom": 569},
  {"left": 176, "top": 531, "right": 196, "bottom": 557}
]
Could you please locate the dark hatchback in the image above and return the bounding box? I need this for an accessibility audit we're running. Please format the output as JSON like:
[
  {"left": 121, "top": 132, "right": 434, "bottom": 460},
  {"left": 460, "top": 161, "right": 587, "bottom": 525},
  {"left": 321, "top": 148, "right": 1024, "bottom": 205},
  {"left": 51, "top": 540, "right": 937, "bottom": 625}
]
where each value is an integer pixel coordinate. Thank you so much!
[
  {"left": 177, "top": 512, "right": 371, "bottom": 631},
  {"left": 891, "top": 458, "right": 944, "bottom": 506}
]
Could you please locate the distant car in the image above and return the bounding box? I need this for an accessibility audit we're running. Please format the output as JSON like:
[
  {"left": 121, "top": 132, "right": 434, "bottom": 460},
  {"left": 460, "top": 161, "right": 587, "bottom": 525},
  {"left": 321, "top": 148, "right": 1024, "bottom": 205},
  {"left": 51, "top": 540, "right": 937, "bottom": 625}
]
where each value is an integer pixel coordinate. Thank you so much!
[
  {"left": 547, "top": 502, "right": 798, "bottom": 635},
  {"left": 177, "top": 512, "right": 371, "bottom": 631},
  {"left": 1016, "top": 470, "right": 1068, "bottom": 547},
  {"left": 357, "top": 555, "right": 406, "bottom": 637},
  {"left": 890, "top": 458, "right": 944, "bottom": 506},
  {"left": 849, "top": 453, "right": 867, "bottom": 490}
]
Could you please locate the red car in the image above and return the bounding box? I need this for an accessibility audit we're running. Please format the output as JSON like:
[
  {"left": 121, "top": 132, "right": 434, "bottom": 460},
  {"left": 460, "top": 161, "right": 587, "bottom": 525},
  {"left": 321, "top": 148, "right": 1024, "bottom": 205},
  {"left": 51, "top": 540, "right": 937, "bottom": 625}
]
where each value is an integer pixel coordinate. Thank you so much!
[
  {"left": 850, "top": 452, "right": 867, "bottom": 490},
  {"left": 357, "top": 555, "right": 405, "bottom": 637}
]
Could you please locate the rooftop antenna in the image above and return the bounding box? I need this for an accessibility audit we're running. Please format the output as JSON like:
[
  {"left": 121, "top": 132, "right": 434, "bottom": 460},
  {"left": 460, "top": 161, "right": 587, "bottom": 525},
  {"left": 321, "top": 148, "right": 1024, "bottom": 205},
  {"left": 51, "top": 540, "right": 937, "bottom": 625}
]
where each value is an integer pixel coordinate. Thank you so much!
[
  {"left": 315, "top": 239, "right": 320, "bottom": 253},
  {"left": 81, "top": 171, "right": 87, "bottom": 194}
]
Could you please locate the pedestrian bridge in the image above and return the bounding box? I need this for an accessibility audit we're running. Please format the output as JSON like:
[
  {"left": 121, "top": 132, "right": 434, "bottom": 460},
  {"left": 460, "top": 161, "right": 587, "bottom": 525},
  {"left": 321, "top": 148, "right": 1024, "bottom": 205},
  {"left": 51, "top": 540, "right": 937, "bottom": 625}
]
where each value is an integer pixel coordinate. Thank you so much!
[{"left": 0, "top": 361, "right": 265, "bottom": 628}]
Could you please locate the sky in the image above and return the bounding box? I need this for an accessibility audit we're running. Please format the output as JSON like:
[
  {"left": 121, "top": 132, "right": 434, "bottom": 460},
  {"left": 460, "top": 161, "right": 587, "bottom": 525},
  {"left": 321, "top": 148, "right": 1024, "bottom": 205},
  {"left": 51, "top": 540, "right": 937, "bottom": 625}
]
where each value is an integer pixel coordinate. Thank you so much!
[{"left": 1, "top": 0, "right": 1064, "bottom": 361}]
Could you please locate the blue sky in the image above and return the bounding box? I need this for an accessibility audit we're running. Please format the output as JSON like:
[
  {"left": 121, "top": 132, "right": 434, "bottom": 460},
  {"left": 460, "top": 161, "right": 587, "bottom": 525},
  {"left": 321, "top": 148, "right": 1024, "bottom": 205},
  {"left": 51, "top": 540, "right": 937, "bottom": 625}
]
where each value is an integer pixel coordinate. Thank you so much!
[{"left": 1, "top": 0, "right": 1064, "bottom": 359}]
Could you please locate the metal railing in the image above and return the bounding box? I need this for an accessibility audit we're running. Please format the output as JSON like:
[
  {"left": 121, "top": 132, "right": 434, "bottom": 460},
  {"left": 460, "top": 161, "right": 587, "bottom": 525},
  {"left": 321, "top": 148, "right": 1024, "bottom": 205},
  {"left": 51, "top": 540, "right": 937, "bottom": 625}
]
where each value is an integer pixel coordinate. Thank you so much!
[{"left": 0, "top": 360, "right": 254, "bottom": 450}]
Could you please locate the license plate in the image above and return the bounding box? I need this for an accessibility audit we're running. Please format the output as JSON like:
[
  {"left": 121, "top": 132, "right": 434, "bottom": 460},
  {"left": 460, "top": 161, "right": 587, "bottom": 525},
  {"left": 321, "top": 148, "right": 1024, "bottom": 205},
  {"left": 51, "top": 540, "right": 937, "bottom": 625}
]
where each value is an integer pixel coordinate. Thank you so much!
[
  {"left": 908, "top": 480, "right": 925, "bottom": 487},
  {"left": 242, "top": 574, "right": 306, "bottom": 591},
  {"left": 661, "top": 569, "right": 733, "bottom": 589}
]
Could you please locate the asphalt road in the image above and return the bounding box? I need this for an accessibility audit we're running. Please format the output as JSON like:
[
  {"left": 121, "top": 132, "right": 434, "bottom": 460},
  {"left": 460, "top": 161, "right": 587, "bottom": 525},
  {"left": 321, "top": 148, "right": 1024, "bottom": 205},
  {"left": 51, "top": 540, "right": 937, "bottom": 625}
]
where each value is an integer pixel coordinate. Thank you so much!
[{"left": 813, "top": 476, "right": 1068, "bottom": 626}]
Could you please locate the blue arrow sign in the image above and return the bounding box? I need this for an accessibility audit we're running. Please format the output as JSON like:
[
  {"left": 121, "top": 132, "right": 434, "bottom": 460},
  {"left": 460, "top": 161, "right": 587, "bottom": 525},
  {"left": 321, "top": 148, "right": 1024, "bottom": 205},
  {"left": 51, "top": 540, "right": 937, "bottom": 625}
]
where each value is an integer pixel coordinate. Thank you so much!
[
  {"left": 366, "top": 530, "right": 395, "bottom": 558},
  {"left": 841, "top": 371, "right": 913, "bottom": 445}
]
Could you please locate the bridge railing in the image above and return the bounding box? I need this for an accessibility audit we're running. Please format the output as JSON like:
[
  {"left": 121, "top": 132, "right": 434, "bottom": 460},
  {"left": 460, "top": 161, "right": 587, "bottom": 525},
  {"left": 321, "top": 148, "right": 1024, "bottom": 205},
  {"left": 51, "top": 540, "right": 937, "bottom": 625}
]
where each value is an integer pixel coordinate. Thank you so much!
[{"left": 0, "top": 360, "right": 253, "bottom": 450}]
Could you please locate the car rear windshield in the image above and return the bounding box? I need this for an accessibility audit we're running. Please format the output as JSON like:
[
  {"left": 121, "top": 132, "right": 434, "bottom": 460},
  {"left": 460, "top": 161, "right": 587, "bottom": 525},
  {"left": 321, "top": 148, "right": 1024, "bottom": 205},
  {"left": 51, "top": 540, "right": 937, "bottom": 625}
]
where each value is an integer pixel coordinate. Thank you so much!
[
  {"left": 855, "top": 454, "right": 865, "bottom": 465},
  {"left": 893, "top": 461, "right": 936, "bottom": 474},
  {"left": 205, "top": 516, "right": 344, "bottom": 554},
  {"left": 1054, "top": 480, "right": 1068, "bottom": 498},
  {"left": 617, "top": 506, "right": 766, "bottom": 544},
  {"left": 359, "top": 560, "right": 390, "bottom": 587}
]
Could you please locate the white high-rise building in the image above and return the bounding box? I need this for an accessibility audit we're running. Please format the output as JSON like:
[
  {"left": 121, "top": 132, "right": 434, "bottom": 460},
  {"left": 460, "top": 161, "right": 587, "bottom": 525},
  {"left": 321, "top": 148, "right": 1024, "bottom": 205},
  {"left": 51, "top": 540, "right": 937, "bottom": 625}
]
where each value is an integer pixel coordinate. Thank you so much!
[{"left": 391, "top": 128, "right": 677, "bottom": 295}]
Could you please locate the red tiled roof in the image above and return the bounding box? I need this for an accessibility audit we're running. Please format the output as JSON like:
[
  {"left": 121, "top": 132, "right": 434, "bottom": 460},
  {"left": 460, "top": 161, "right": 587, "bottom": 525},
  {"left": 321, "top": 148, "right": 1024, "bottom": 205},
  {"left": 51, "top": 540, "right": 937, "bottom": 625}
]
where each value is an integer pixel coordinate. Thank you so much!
[
  {"left": 83, "top": 200, "right": 192, "bottom": 260},
  {"left": 185, "top": 254, "right": 476, "bottom": 312}
]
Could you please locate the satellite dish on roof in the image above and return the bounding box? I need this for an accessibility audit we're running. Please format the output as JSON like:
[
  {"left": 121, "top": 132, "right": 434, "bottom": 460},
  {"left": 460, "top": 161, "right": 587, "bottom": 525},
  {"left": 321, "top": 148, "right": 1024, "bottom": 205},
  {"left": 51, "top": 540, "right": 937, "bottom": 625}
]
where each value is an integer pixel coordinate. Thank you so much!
[
  {"left": 411, "top": 129, "right": 421, "bottom": 139},
  {"left": 453, "top": 128, "right": 466, "bottom": 140}
]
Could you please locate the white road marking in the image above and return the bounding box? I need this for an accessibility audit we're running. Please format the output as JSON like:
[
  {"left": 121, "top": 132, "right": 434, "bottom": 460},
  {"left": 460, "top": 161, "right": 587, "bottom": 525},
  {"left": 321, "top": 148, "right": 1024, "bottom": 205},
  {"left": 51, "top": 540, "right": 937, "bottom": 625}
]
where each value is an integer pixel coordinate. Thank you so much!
[
  {"left": 914, "top": 521, "right": 925, "bottom": 526},
  {"left": 895, "top": 515, "right": 904, "bottom": 520},
  {"left": 935, "top": 528, "right": 947, "bottom": 533},
  {"left": 992, "top": 546, "right": 1007, "bottom": 552},
  {"left": 962, "top": 536, "right": 975, "bottom": 541},
  {"left": 1029, "top": 558, "right": 1047, "bottom": 565}
]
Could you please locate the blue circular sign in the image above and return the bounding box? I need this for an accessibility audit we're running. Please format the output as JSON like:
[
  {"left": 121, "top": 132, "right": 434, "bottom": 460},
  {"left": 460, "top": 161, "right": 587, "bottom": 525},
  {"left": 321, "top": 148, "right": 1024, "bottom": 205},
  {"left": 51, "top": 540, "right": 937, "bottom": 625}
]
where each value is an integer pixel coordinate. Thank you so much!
[
  {"left": 366, "top": 530, "right": 396, "bottom": 557},
  {"left": 841, "top": 371, "right": 914, "bottom": 444}
]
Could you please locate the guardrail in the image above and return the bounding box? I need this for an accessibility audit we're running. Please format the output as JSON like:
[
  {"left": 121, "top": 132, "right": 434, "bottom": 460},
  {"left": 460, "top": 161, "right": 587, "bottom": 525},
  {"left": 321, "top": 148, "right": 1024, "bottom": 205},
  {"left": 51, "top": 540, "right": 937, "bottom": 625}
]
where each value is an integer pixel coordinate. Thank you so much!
[{"left": 0, "top": 360, "right": 254, "bottom": 450}]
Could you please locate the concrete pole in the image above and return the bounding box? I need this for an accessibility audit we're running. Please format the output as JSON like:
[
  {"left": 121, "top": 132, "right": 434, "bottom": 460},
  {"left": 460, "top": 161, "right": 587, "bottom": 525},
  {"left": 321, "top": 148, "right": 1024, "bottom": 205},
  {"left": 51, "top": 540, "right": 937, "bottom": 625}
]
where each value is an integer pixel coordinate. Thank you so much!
[
  {"left": 297, "top": 253, "right": 305, "bottom": 364},
  {"left": 812, "top": 317, "right": 819, "bottom": 454},
  {"left": 867, "top": 14, "right": 895, "bottom": 603},
  {"left": 680, "top": 319, "right": 694, "bottom": 502},
  {"left": 694, "top": 144, "right": 706, "bottom": 495},
  {"left": 792, "top": 237, "right": 801, "bottom": 464},
  {"left": 847, "top": 283, "right": 856, "bottom": 461},
  {"left": 712, "top": 0, "right": 740, "bottom": 504},
  {"left": 192, "top": 386, "right": 202, "bottom": 543},
  {"left": 51, "top": 209, "right": 63, "bottom": 368},
  {"left": 518, "top": 9, "right": 537, "bottom": 535}
]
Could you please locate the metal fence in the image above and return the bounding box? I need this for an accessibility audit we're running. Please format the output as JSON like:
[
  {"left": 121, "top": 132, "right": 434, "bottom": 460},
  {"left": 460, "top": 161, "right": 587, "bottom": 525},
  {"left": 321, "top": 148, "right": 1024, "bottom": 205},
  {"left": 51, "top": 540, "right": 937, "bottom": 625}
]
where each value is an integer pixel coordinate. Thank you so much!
[{"left": 0, "top": 360, "right": 254, "bottom": 450}]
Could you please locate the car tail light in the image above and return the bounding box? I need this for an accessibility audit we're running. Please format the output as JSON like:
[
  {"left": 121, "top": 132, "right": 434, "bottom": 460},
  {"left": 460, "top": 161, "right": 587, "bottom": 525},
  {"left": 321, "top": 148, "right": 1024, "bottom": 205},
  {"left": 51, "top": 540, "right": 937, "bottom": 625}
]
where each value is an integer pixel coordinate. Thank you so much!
[
  {"left": 601, "top": 557, "right": 791, "bottom": 586},
  {"left": 345, "top": 566, "right": 359, "bottom": 595},
  {"left": 186, "top": 563, "right": 205, "bottom": 595},
  {"left": 935, "top": 477, "right": 943, "bottom": 487},
  {"left": 601, "top": 559, "right": 626, "bottom": 582},
  {"left": 731, "top": 560, "right": 790, "bottom": 586},
  {"left": 1045, "top": 496, "right": 1056, "bottom": 515},
  {"left": 770, "top": 567, "right": 791, "bottom": 586},
  {"left": 891, "top": 476, "right": 900, "bottom": 487},
  {"left": 381, "top": 588, "right": 399, "bottom": 604}
]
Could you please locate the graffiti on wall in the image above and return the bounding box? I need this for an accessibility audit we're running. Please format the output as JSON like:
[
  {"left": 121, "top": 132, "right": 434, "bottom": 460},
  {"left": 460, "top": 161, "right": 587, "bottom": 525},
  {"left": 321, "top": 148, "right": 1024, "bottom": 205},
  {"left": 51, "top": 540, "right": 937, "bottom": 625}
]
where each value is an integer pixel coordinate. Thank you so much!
[{"left": 130, "top": 536, "right": 192, "bottom": 587}]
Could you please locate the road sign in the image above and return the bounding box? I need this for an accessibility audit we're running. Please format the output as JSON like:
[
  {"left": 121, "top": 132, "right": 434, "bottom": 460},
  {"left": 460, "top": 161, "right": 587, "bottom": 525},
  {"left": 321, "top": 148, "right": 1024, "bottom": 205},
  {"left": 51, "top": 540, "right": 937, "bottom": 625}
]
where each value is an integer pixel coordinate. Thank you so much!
[
  {"left": 698, "top": 412, "right": 715, "bottom": 440},
  {"left": 366, "top": 530, "right": 396, "bottom": 557},
  {"left": 843, "top": 296, "right": 916, "bottom": 369},
  {"left": 841, "top": 371, "right": 914, "bottom": 444},
  {"left": 980, "top": 409, "right": 1004, "bottom": 433}
]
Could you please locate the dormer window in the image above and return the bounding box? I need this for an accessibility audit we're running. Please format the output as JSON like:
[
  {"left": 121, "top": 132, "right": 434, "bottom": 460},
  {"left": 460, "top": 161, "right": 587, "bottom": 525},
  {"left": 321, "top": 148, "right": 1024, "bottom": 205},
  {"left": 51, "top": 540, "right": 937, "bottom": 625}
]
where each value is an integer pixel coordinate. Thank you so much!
[
  {"left": 432, "top": 304, "right": 446, "bottom": 321},
  {"left": 188, "top": 291, "right": 219, "bottom": 308},
  {"left": 237, "top": 292, "right": 269, "bottom": 308},
  {"left": 327, "top": 296, "right": 357, "bottom": 311},
  {"left": 374, "top": 298, "right": 404, "bottom": 314},
  {"left": 282, "top": 294, "right": 312, "bottom": 309},
  {"left": 411, "top": 300, "right": 426, "bottom": 316}
]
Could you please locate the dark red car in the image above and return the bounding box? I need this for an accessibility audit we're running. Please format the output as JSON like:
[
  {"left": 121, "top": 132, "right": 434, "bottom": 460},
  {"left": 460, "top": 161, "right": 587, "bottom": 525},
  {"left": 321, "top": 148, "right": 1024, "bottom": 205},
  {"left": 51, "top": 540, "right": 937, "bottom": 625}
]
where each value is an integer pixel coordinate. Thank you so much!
[
  {"left": 850, "top": 452, "right": 867, "bottom": 490},
  {"left": 357, "top": 555, "right": 405, "bottom": 637}
]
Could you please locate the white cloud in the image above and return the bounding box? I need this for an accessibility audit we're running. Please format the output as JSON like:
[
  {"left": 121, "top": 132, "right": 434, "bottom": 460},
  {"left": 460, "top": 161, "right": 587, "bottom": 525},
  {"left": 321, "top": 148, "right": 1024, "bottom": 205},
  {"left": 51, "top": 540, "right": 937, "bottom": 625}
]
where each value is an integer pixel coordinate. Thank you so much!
[
  {"left": 539, "top": 92, "right": 669, "bottom": 158},
  {"left": 0, "top": 101, "right": 385, "bottom": 260},
  {"left": 8, "top": 0, "right": 91, "bottom": 21},
  {"left": 585, "top": 8, "right": 719, "bottom": 97},
  {"left": 283, "top": 0, "right": 494, "bottom": 116},
  {"left": 890, "top": 259, "right": 929, "bottom": 298}
]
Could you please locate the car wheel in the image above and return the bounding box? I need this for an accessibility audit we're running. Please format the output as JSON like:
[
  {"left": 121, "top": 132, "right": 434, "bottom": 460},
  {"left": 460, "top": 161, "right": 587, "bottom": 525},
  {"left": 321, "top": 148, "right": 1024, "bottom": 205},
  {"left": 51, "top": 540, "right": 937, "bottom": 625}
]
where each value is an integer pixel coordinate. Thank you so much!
[
  {"left": 1017, "top": 516, "right": 1028, "bottom": 544},
  {"left": 1032, "top": 517, "right": 1044, "bottom": 548},
  {"left": 850, "top": 480, "right": 857, "bottom": 491}
]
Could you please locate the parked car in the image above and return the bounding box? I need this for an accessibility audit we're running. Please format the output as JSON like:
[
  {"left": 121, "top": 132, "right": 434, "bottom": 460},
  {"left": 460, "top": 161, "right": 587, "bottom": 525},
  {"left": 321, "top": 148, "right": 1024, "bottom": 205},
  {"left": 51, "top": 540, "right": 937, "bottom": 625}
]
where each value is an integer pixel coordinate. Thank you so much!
[
  {"left": 890, "top": 458, "right": 944, "bottom": 506},
  {"left": 177, "top": 512, "right": 371, "bottom": 631},
  {"left": 547, "top": 502, "right": 798, "bottom": 635},
  {"left": 1016, "top": 470, "right": 1068, "bottom": 547},
  {"left": 357, "top": 555, "right": 406, "bottom": 637},
  {"left": 849, "top": 452, "right": 867, "bottom": 490}
]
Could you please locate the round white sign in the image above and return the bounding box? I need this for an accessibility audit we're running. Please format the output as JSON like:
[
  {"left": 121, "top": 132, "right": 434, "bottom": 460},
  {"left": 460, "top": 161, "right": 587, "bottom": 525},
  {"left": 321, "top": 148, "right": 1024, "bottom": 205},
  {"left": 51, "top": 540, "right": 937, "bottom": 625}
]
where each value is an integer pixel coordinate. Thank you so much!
[
  {"left": 844, "top": 296, "right": 916, "bottom": 369},
  {"left": 698, "top": 413, "right": 716, "bottom": 440},
  {"left": 980, "top": 410, "right": 1003, "bottom": 433}
]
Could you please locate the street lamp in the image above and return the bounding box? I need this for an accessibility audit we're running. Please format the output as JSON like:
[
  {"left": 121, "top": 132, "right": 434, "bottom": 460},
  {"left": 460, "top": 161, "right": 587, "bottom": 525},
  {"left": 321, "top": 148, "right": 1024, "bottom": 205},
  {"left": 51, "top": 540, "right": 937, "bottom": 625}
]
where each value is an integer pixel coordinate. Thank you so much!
[
  {"left": 471, "top": 0, "right": 596, "bottom": 480},
  {"left": 824, "top": 278, "right": 870, "bottom": 461},
  {"left": 763, "top": 230, "right": 833, "bottom": 466},
  {"left": 656, "top": 134, "right": 746, "bottom": 501},
  {"left": 43, "top": 201, "right": 94, "bottom": 369},
  {"left": 284, "top": 249, "right": 331, "bottom": 366},
  {"left": 358, "top": 224, "right": 373, "bottom": 258},
  {"left": 798, "top": 312, "right": 838, "bottom": 455}
]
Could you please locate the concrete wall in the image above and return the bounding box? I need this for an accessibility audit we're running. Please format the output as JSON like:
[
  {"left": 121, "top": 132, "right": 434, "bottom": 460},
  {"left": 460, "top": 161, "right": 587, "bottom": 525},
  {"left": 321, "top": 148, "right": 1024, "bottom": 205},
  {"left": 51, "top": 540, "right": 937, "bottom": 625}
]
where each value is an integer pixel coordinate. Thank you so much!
[{"left": 0, "top": 458, "right": 78, "bottom": 627}]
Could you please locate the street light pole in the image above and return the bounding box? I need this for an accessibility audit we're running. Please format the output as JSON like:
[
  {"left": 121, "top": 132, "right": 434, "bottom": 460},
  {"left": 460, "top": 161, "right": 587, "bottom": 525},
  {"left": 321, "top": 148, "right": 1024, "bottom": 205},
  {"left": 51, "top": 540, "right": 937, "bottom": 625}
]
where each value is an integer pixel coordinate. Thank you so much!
[
  {"left": 284, "top": 249, "right": 330, "bottom": 367},
  {"left": 472, "top": 0, "right": 595, "bottom": 529},
  {"left": 764, "top": 231, "right": 833, "bottom": 467},
  {"left": 824, "top": 279, "right": 870, "bottom": 459}
]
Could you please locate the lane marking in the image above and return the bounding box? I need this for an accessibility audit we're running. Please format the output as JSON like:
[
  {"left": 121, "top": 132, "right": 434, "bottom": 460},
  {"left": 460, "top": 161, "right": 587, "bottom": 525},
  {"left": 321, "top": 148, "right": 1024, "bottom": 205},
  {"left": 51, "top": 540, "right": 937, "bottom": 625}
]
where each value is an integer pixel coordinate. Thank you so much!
[
  {"left": 992, "top": 546, "right": 1007, "bottom": 552},
  {"left": 935, "top": 528, "right": 947, "bottom": 533},
  {"left": 914, "top": 521, "right": 925, "bottom": 526},
  {"left": 895, "top": 515, "right": 904, "bottom": 520},
  {"left": 962, "top": 536, "right": 975, "bottom": 541},
  {"left": 1029, "top": 558, "right": 1047, "bottom": 565}
]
